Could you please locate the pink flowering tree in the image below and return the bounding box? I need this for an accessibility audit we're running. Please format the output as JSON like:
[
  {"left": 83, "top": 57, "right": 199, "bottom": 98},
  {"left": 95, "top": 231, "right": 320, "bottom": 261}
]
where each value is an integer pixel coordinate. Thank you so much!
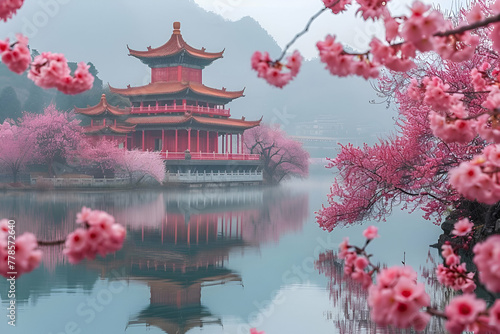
[
  {"left": 0, "top": 120, "right": 35, "bottom": 183},
  {"left": 250, "top": 0, "right": 500, "bottom": 332},
  {"left": 76, "top": 139, "right": 165, "bottom": 184},
  {"left": 244, "top": 124, "right": 309, "bottom": 184},
  {"left": 20, "top": 104, "right": 83, "bottom": 176},
  {"left": 113, "top": 149, "right": 165, "bottom": 184}
]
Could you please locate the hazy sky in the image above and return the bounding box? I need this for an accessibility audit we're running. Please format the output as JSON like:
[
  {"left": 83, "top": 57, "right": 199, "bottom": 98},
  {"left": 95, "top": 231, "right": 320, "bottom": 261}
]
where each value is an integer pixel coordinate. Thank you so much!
[{"left": 193, "top": 0, "right": 459, "bottom": 58}]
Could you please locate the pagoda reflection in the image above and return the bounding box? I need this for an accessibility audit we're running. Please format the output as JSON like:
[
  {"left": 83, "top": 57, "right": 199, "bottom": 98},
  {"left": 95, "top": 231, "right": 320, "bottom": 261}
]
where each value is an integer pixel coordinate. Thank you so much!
[{"left": 0, "top": 187, "right": 308, "bottom": 333}]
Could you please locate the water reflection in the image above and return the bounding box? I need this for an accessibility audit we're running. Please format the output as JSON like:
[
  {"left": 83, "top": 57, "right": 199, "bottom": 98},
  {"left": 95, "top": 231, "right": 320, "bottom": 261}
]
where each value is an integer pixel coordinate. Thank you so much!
[
  {"left": 315, "top": 250, "right": 451, "bottom": 333},
  {"left": 0, "top": 187, "right": 308, "bottom": 333}
]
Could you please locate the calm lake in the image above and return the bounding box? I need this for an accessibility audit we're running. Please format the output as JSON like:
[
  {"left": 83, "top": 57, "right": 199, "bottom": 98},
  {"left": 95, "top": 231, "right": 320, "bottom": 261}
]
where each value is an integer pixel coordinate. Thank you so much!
[{"left": 0, "top": 175, "right": 448, "bottom": 334}]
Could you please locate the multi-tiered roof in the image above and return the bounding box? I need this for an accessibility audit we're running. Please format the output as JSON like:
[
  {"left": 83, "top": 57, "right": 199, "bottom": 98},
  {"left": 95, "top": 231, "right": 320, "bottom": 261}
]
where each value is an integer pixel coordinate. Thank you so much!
[{"left": 77, "top": 22, "right": 261, "bottom": 158}]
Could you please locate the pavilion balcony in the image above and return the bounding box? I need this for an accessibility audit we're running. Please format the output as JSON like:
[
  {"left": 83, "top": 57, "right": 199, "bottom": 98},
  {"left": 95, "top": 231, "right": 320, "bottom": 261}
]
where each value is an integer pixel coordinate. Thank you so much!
[
  {"left": 161, "top": 152, "right": 260, "bottom": 161},
  {"left": 130, "top": 104, "right": 231, "bottom": 117}
]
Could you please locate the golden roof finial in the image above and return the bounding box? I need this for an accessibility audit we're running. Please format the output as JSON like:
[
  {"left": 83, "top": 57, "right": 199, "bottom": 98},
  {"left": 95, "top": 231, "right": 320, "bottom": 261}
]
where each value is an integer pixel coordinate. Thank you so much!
[{"left": 173, "top": 22, "right": 181, "bottom": 35}]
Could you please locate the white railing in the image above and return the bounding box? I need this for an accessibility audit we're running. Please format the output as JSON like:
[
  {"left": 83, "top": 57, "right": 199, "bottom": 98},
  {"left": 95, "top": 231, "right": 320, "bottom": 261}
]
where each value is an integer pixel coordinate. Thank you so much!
[
  {"left": 30, "top": 177, "right": 130, "bottom": 187},
  {"left": 130, "top": 104, "right": 231, "bottom": 117},
  {"left": 165, "top": 170, "right": 263, "bottom": 183}
]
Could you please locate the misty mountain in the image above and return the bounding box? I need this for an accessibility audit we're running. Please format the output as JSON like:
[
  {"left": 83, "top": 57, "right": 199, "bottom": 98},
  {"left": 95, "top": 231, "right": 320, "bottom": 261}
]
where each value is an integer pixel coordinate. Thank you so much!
[{"left": 0, "top": 0, "right": 398, "bottom": 152}]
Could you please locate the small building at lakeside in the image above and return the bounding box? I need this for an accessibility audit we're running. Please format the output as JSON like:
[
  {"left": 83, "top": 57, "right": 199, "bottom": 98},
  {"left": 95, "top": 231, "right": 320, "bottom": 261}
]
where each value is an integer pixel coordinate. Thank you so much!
[{"left": 76, "top": 22, "right": 263, "bottom": 185}]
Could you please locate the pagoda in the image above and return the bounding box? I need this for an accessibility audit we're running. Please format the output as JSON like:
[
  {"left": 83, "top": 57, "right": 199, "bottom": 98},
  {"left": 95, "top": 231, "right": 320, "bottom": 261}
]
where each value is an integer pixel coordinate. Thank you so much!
[{"left": 77, "top": 22, "right": 263, "bottom": 184}]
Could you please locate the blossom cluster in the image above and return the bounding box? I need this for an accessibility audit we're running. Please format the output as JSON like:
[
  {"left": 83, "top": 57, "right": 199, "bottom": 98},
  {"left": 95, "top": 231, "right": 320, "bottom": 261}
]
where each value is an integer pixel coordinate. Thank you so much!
[
  {"left": 368, "top": 266, "right": 431, "bottom": 330},
  {"left": 0, "top": 0, "right": 24, "bottom": 21},
  {"left": 336, "top": 225, "right": 500, "bottom": 332},
  {"left": 28, "top": 52, "right": 95, "bottom": 95},
  {"left": 473, "top": 234, "right": 500, "bottom": 293},
  {"left": 63, "top": 207, "right": 126, "bottom": 264},
  {"left": 253, "top": 0, "right": 488, "bottom": 86},
  {"left": 435, "top": 220, "right": 476, "bottom": 293},
  {"left": 449, "top": 144, "right": 500, "bottom": 204},
  {"left": 0, "top": 219, "right": 42, "bottom": 278},
  {"left": 250, "top": 50, "right": 302, "bottom": 88},
  {"left": 338, "top": 237, "right": 373, "bottom": 288},
  {"left": 0, "top": 34, "right": 30, "bottom": 74}
]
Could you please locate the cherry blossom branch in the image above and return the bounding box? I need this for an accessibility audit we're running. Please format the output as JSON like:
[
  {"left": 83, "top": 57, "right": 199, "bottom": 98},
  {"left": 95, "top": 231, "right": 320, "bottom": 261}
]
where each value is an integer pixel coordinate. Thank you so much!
[
  {"left": 276, "top": 1, "right": 339, "bottom": 62},
  {"left": 434, "top": 13, "right": 500, "bottom": 37},
  {"left": 37, "top": 239, "right": 66, "bottom": 246}
]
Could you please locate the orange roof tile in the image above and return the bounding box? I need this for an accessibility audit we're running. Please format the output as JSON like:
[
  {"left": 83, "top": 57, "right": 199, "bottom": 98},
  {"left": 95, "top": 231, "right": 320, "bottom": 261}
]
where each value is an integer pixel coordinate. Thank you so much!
[
  {"left": 75, "top": 94, "right": 131, "bottom": 116},
  {"left": 128, "top": 22, "right": 224, "bottom": 60},
  {"left": 109, "top": 82, "right": 244, "bottom": 100},
  {"left": 83, "top": 124, "right": 136, "bottom": 135},
  {"left": 124, "top": 115, "right": 261, "bottom": 129},
  {"left": 125, "top": 115, "right": 191, "bottom": 125}
]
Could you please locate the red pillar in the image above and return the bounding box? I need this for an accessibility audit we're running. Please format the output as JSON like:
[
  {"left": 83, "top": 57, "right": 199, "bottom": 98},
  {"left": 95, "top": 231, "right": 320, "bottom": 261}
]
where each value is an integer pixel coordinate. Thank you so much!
[
  {"left": 196, "top": 130, "right": 200, "bottom": 152},
  {"left": 230, "top": 134, "right": 233, "bottom": 154},
  {"left": 241, "top": 132, "right": 244, "bottom": 153},
  {"left": 221, "top": 134, "right": 224, "bottom": 153},
  {"left": 91, "top": 119, "right": 93, "bottom": 127},
  {"left": 225, "top": 134, "right": 229, "bottom": 154},
  {"left": 237, "top": 134, "right": 240, "bottom": 154},
  {"left": 162, "top": 129, "right": 165, "bottom": 152},
  {"left": 206, "top": 131, "right": 209, "bottom": 152},
  {"left": 187, "top": 129, "right": 191, "bottom": 151},
  {"left": 216, "top": 131, "right": 219, "bottom": 153},
  {"left": 142, "top": 130, "right": 145, "bottom": 151},
  {"left": 124, "top": 136, "right": 128, "bottom": 150},
  {"left": 175, "top": 129, "right": 178, "bottom": 152}
]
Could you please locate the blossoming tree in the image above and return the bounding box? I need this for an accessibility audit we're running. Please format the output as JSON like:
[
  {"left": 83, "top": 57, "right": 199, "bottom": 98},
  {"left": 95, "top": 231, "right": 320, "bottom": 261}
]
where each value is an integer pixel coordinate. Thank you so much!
[
  {"left": 244, "top": 124, "right": 309, "bottom": 184},
  {"left": 250, "top": 0, "right": 500, "bottom": 333},
  {"left": 0, "top": 120, "right": 34, "bottom": 182}
]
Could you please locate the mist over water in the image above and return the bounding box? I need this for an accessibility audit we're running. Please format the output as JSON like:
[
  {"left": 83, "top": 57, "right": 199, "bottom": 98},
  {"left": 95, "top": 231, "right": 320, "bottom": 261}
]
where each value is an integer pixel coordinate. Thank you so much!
[{"left": 0, "top": 174, "right": 447, "bottom": 333}]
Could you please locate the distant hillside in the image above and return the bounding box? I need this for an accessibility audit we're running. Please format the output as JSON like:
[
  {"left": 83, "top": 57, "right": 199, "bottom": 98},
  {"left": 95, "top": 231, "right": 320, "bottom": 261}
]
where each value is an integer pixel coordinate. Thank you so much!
[{"left": 0, "top": 0, "right": 397, "bottom": 149}]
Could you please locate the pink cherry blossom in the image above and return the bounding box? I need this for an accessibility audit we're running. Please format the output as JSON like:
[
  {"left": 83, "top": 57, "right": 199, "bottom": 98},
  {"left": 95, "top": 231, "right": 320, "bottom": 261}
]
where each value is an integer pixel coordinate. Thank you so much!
[
  {"left": 355, "top": 0, "right": 390, "bottom": 20},
  {"left": 369, "top": 37, "right": 415, "bottom": 72},
  {"left": 448, "top": 159, "right": 500, "bottom": 205},
  {"left": 368, "top": 266, "right": 429, "bottom": 329},
  {"left": 0, "top": 34, "right": 30, "bottom": 74},
  {"left": 286, "top": 50, "right": 302, "bottom": 77},
  {"left": 28, "top": 52, "right": 94, "bottom": 94},
  {"left": 0, "top": 231, "right": 42, "bottom": 278},
  {"left": 476, "top": 114, "right": 500, "bottom": 144},
  {"left": 317, "top": 35, "right": 378, "bottom": 79},
  {"left": 432, "top": 31, "right": 479, "bottom": 63},
  {"left": 63, "top": 207, "right": 126, "bottom": 264},
  {"left": 250, "top": 50, "right": 300, "bottom": 88},
  {"left": 473, "top": 235, "right": 500, "bottom": 293},
  {"left": 428, "top": 111, "right": 476, "bottom": 144},
  {"left": 362, "top": 225, "right": 379, "bottom": 240},
  {"left": 384, "top": 16, "right": 400, "bottom": 42},
  {"left": 0, "top": 0, "right": 24, "bottom": 21},
  {"left": 400, "top": 1, "right": 446, "bottom": 52},
  {"left": 489, "top": 300, "right": 500, "bottom": 331},
  {"left": 445, "top": 294, "right": 486, "bottom": 334},
  {"left": 451, "top": 218, "right": 474, "bottom": 236},
  {"left": 323, "top": 0, "right": 351, "bottom": 14},
  {"left": 250, "top": 329, "right": 265, "bottom": 334}
]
